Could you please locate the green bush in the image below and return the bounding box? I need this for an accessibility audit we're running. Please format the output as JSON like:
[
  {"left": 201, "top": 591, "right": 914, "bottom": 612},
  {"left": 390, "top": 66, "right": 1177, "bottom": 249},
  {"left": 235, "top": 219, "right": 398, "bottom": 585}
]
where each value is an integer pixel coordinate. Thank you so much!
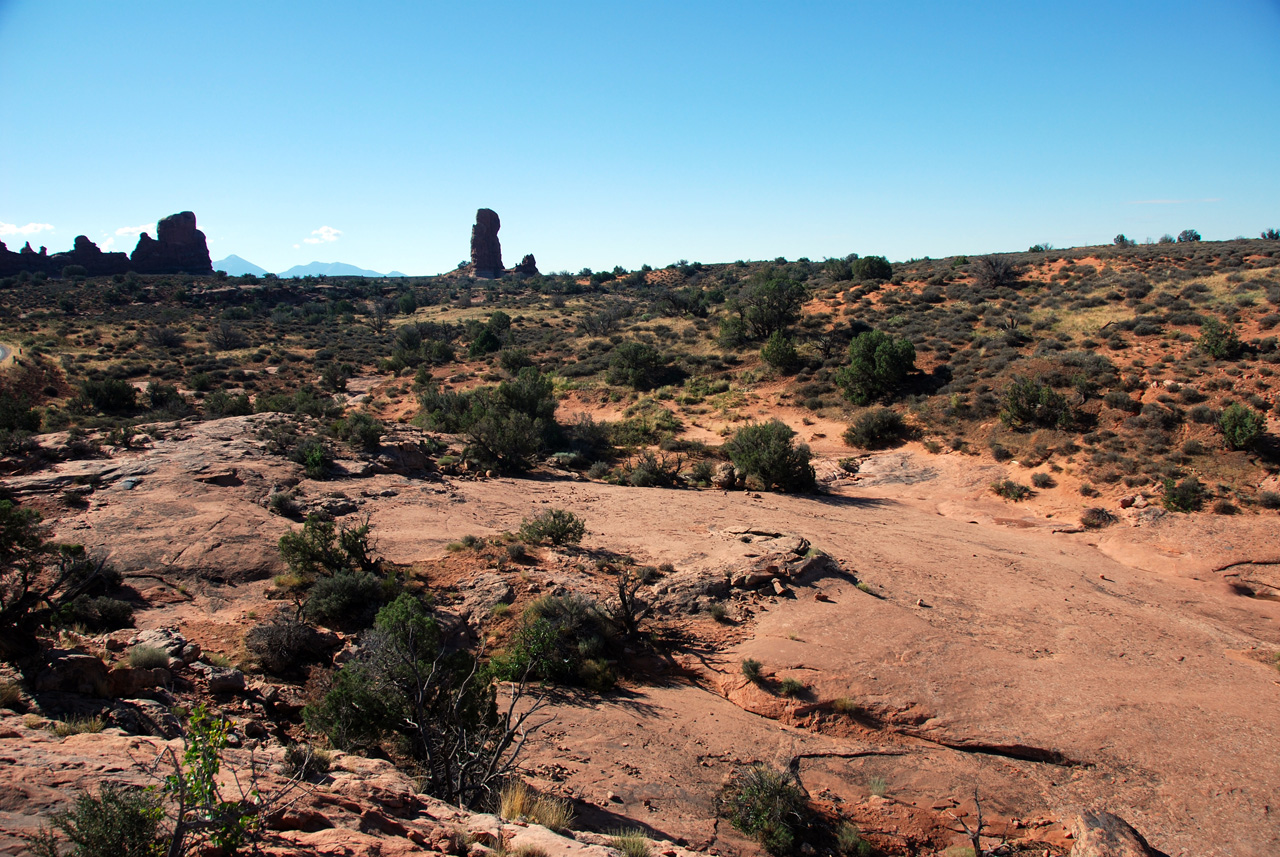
[
  {"left": 204, "top": 389, "right": 252, "bottom": 418},
  {"left": 1219, "top": 403, "right": 1264, "bottom": 450},
  {"left": 990, "top": 479, "right": 1032, "bottom": 501},
  {"left": 842, "top": 409, "right": 907, "bottom": 449},
  {"left": 728, "top": 275, "right": 808, "bottom": 340},
  {"left": 290, "top": 437, "right": 332, "bottom": 479},
  {"left": 305, "top": 571, "right": 384, "bottom": 630},
  {"left": 835, "top": 330, "right": 915, "bottom": 406},
  {"left": 741, "top": 658, "right": 764, "bottom": 684},
  {"left": 493, "top": 594, "right": 616, "bottom": 688},
  {"left": 725, "top": 420, "right": 815, "bottom": 492},
  {"left": 245, "top": 615, "right": 329, "bottom": 675},
  {"left": 32, "top": 785, "right": 163, "bottom": 857},
  {"left": 718, "top": 764, "right": 811, "bottom": 856},
  {"left": 999, "top": 376, "right": 1072, "bottom": 431},
  {"left": 608, "top": 342, "right": 666, "bottom": 390},
  {"left": 519, "top": 508, "right": 586, "bottom": 546},
  {"left": 760, "top": 332, "right": 800, "bottom": 373},
  {"left": 1198, "top": 317, "right": 1241, "bottom": 359},
  {"left": 1163, "top": 477, "right": 1205, "bottom": 512},
  {"left": 55, "top": 594, "right": 133, "bottom": 632}
]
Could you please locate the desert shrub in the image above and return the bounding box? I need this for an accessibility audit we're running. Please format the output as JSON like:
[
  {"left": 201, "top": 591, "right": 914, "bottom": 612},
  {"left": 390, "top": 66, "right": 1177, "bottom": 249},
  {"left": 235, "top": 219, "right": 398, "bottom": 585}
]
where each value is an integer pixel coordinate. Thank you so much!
[
  {"left": 1198, "top": 317, "right": 1241, "bottom": 359},
  {"left": 608, "top": 341, "right": 666, "bottom": 390},
  {"left": 688, "top": 458, "right": 715, "bottom": 486},
  {"left": 835, "top": 330, "right": 915, "bottom": 405},
  {"left": 128, "top": 644, "right": 171, "bottom": 669},
  {"left": 969, "top": 255, "right": 1020, "bottom": 291},
  {"left": 741, "top": 657, "right": 764, "bottom": 685},
  {"left": 1177, "top": 228, "right": 1202, "bottom": 243},
  {"left": 999, "top": 376, "right": 1072, "bottom": 430},
  {"left": 505, "top": 542, "right": 527, "bottom": 561},
  {"left": 1219, "top": 403, "right": 1264, "bottom": 450},
  {"left": 1163, "top": 477, "right": 1205, "bottom": 513},
  {"left": 290, "top": 437, "right": 332, "bottom": 479},
  {"left": 518, "top": 508, "right": 586, "bottom": 545},
  {"left": 55, "top": 594, "right": 134, "bottom": 632},
  {"left": 1081, "top": 507, "right": 1118, "bottom": 529},
  {"left": 31, "top": 785, "right": 163, "bottom": 857},
  {"left": 492, "top": 593, "right": 616, "bottom": 688},
  {"left": 843, "top": 408, "right": 907, "bottom": 449},
  {"left": 283, "top": 743, "right": 332, "bottom": 780},
  {"left": 836, "top": 822, "right": 875, "bottom": 857},
  {"left": 1258, "top": 490, "right": 1280, "bottom": 509},
  {"left": 990, "top": 479, "right": 1032, "bottom": 501},
  {"left": 78, "top": 378, "right": 136, "bottom": 414},
  {"left": 760, "top": 332, "right": 801, "bottom": 373},
  {"left": 305, "top": 593, "right": 538, "bottom": 807},
  {"left": 725, "top": 420, "right": 815, "bottom": 492},
  {"left": 718, "top": 764, "right": 811, "bottom": 856},
  {"left": 1030, "top": 472, "right": 1055, "bottom": 489},
  {"left": 245, "top": 615, "right": 329, "bottom": 675},
  {"left": 279, "top": 515, "right": 375, "bottom": 580},
  {"left": 1103, "top": 390, "right": 1140, "bottom": 413},
  {"left": 305, "top": 571, "right": 384, "bottom": 630},
  {"left": 1213, "top": 499, "right": 1238, "bottom": 515},
  {"left": 779, "top": 677, "right": 806, "bottom": 697},
  {"left": 0, "top": 503, "right": 122, "bottom": 656},
  {"left": 333, "top": 412, "right": 384, "bottom": 451},
  {"left": 1188, "top": 404, "right": 1218, "bottom": 424},
  {"left": 988, "top": 442, "right": 1013, "bottom": 462},
  {"left": 204, "top": 389, "right": 252, "bottom": 418},
  {"left": 420, "top": 368, "right": 558, "bottom": 473}
]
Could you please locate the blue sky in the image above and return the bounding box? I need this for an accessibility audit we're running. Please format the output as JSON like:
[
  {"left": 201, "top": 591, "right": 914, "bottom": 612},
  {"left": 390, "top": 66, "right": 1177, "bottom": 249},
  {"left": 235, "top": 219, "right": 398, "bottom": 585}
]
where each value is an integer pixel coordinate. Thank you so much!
[{"left": 2, "top": 1, "right": 1278, "bottom": 275}]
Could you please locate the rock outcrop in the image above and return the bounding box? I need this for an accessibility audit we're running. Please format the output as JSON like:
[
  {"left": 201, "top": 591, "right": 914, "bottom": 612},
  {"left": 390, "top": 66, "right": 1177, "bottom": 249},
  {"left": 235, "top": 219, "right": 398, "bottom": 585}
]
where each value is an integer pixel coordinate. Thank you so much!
[
  {"left": 129, "top": 211, "right": 213, "bottom": 274},
  {"left": 514, "top": 253, "right": 539, "bottom": 276},
  {"left": 469, "top": 208, "right": 503, "bottom": 278},
  {"left": 1070, "top": 811, "right": 1170, "bottom": 857}
]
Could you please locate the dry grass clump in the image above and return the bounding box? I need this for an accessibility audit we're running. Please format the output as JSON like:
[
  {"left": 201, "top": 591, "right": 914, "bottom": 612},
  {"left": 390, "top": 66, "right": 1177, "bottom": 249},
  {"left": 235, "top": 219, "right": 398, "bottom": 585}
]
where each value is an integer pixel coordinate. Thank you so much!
[
  {"left": 499, "top": 781, "right": 573, "bottom": 832},
  {"left": 51, "top": 715, "right": 105, "bottom": 737},
  {"left": 127, "top": 644, "right": 170, "bottom": 669},
  {"left": 610, "top": 829, "right": 651, "bottom": 857}
]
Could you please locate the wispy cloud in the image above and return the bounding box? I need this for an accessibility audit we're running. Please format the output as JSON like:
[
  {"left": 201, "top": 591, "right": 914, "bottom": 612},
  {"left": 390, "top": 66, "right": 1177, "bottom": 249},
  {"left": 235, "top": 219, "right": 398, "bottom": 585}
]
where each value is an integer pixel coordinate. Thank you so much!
[
  {"left": 0, "top": 222, "right": 54, "bottom": 236},
  {"left": 1127, "top": 198, "right": 1222, "bottom": 205},
  {"left": 116, "top": 223, "right": 153, "bottom": 236},
  {"left": 303, "top": 225, "right": 341, "bottom": 245}
]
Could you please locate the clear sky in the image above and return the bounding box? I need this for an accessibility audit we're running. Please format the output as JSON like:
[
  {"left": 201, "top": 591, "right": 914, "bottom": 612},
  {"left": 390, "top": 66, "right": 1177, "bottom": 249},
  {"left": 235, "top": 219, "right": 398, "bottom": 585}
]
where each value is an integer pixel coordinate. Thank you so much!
[{"left": 2, "top": 1, "right": 1278, "bottom": 275}]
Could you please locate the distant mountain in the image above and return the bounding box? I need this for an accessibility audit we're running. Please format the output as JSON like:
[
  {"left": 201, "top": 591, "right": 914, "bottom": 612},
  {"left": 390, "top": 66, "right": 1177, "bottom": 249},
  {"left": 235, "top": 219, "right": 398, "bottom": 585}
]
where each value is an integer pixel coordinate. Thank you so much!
[
  {"left": 212, "top": 254, "right": 268, "bottom": 277},
  {"left": 279, "top": 261, "right": 385, "bottom": 278},
  {"left": 386, "top": 271, "right": 408, "bottom": 278}
]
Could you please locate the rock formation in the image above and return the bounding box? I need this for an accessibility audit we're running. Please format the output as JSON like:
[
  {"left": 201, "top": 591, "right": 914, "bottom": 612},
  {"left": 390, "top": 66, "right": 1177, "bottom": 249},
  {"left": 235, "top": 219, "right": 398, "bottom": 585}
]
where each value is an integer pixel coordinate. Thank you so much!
[
  {"left": 0, "top": 211, "right": 213, "bottom": 277},
  {"left": 469, "top": 208, "right": 503, "bottom": 278},
  {"left": 129, "top": 211, "right": 213, "bottom": 275},
  {"left": 513, "top": 253, "right": 539, "bottom": 276}
]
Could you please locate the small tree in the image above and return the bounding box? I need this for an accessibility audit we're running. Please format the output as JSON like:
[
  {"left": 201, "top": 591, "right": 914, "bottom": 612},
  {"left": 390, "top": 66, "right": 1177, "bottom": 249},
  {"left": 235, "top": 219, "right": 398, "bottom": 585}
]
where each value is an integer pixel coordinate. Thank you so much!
[
  {"left": 1219, "top": 403, "right": 1264, "bottom": 450},
  {"left": 724, "top": 420, "right": 815, "bottom": 492},
  {"left": 1114, "top": 234, "right": 1136, "bottom": 247},
  {"left": 1262, "top": 229, "right": 1280, "bottom": 241},
  {"left": 835, "top": 330, "right": 915, "bottom": 406},
  {"left": 1177, "top": 228, "right": 1202, "bottom": 243},
  {"left": 850, "top": 255, "right": 892, "bottom": 282},
  {"left": 728, "top": 275, "right": 808, "bottom": 340}
]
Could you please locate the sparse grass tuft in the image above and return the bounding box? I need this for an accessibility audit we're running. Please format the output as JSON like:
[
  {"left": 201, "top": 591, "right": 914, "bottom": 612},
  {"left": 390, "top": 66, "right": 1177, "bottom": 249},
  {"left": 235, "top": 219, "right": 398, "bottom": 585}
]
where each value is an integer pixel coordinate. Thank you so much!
[
  {"left": 741, "top": 658, "right": 764, "bottom": 685},
  {"left": 127, "top": 645, "right": 170, "bottom": 669},
  {"left": 779, "top": 677, "right": 806, "bottom": 697}
]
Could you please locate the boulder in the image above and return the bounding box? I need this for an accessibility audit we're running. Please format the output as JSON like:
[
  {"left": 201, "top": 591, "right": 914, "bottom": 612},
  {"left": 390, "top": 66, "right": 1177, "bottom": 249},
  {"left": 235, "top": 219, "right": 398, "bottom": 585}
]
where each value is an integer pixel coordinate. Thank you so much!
[
  {"left": 190, "top": 662, "right": 246, "bottom": 694},
  {"left": 132, "top": 628, "right": 199, "bottom": 663},
  {"left": 107, "top": 665, "right": 171, "bottom": 697},
  {"left": 713, "top": 462, "right": 737, "bottom": 489},
  {"left": 35, "top": 651, "right": 109, "bottom": 696},
  {"left": 470, "top": 208, "right": 503, "bottom": 278},
  {"left": 1069, "top": 811, "right": 1169, "bottom": 857},
  {"left": 129, "top": 211, "right": 213, "bottom": 274}
]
